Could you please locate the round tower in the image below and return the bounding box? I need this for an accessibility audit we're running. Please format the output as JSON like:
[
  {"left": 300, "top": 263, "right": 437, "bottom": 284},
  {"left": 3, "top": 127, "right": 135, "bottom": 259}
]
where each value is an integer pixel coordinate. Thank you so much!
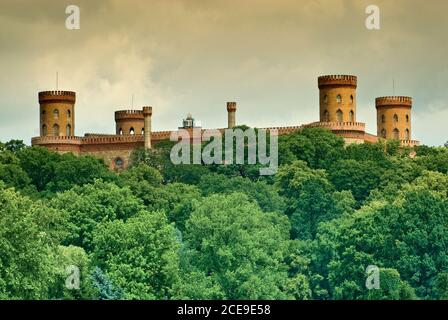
[
  {"left": 115, "top": 110, "right": 144, "bottom": 135},
  {"left": 227, "top": 102, "right": 237, "bottom": 128},
  {"left": 376, "top": 96, "right": 412, "bottom": 141},
  {"left": 318, "top": 75, "right": 357, "bottom": 123},
  {"left": 39, "top": 90, "right": 76, "bottom": 137}
]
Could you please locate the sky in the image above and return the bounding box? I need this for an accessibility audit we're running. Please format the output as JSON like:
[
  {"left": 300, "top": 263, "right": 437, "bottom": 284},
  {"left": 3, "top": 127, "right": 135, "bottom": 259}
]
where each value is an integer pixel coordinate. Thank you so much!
[{"left": 0, "top": 0, "right": 447, "bottom": 146}]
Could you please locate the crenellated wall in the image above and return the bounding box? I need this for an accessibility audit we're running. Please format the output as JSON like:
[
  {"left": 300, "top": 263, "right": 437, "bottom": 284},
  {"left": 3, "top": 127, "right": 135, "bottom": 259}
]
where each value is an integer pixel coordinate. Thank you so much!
[
  {"left": 115, "top": 110, "right": 145, "bottom": 135},
  {"left": 32, "top": 75, "right": 420, "bottom": 170}
]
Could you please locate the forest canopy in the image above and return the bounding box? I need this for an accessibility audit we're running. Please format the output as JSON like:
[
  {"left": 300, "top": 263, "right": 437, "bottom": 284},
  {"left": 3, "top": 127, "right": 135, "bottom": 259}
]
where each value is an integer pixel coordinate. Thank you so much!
[{"left": 0, "top": 129, "right": 447, "bottom": 300}]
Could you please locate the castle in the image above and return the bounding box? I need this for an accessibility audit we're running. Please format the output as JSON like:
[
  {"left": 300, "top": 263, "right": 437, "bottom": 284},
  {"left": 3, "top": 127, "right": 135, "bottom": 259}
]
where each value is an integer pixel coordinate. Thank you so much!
[{"left": 31, "top": 75, "right": 419, "bottom": 170}]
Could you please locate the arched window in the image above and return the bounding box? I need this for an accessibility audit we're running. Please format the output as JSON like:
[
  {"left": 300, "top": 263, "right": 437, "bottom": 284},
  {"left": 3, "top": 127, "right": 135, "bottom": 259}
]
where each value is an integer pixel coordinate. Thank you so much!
[
  {"left": 53, "top": 109, "right": 59, "bottom": 119},
  {"left": 381, "top": 114, "right": 385, "bottom": 123},
  {"left": 42, "top": 124, "right": 47, "bottom": 136},
  {"left": 42, "top": 110, "right": 46, "bottom": 116},
  {"left": 349, "top": 110, "right": 354, "bottom": 122},
  {"left": 405, "top": 129, "right": 410, "bottom": 140},
  {"left": 381, "top": 129, "right": 387, "bottom": 138},
  {"left": 393, "top": 128, "right": 399, "bottom": 140},
  {"left": 323, "top": 110, "right": 330, "bottom": 122},
  {"left": 66, "top": 124, "right": 71, "bottom": 136},
  {"left": 406, "top": 114, "right": 409, "bottom": 123},
  {"left": 53, "top": 124, "right": 60, "bottom": 136},
  {"left": 350, "top": 95, "right": 354, "bottom": 104},
  {"left": 323, "top": 95, "right": 328, "bottom": 104},
  {"left": 115, "top": 157, "right": 124, "bottom": 170},
  {"left": 141, "top": 128, "right": 145, "bottom": 134},
  {"left": 130, "top": 127, "right": 135, "bottom": 135},
  {"left": 119, "top": 128, "right": 123, "bottom": 135},
  {"left": 393, "top": 114, "right": 399, "bottom": 123},
  {"left": 336, "top": 94, "right": 342, "bottom": 104},
  {"left": 336, "top": 109, "right": 343, "bottom": 122},
  {"left": 67, "top": 110, "right": 71, "bottom": 118}
]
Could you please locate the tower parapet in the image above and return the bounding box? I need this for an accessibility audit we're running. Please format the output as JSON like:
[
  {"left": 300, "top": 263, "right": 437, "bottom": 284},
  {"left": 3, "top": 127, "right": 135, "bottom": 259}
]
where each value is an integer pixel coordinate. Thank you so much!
[
  {"left": 318, "top": 75, "right": 357, "bottom": 88},
  {"left": 39, "top": 90, "right": 76, "bottom": 137},
  {"left": 318, "top": 75, "right": 357, "bottom": 123},
  {"left": 115, "top": 109, "right": 144, "bottom": 135},
  {"left": 376, "top": 96, "right": 413, "bottom": 142}
]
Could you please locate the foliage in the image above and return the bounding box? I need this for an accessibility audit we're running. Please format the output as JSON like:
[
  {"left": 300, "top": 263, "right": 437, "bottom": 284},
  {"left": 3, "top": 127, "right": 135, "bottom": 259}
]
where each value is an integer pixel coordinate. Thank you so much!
[{"left": 0, "top": 130, "right": 447, "bottom": 300}]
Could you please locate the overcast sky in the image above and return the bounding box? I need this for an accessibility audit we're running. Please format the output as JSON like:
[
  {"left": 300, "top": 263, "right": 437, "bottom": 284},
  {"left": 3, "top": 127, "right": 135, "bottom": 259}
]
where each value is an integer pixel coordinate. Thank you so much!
[{"left": 1, "top": 0, "right": 447, "bottom": 145}]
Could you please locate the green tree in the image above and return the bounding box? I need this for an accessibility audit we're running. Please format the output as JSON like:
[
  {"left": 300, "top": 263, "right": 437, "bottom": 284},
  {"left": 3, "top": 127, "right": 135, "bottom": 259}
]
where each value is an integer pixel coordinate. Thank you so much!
[
  {"left": 92, "top": 211, "right": 180, "bottom": 299},
  {"left": 50, "top": 180, "right": 144, "bottom": 251},
  {"left": 0, "top": 182, "right": 67, "bottom": 299},
  {"left": 178, "top": 193, "right": 310, "bottom": 299}
]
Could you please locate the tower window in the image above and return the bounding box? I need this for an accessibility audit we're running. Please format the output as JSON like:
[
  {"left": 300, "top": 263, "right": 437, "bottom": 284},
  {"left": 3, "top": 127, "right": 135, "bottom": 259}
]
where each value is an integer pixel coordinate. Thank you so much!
[
  {"left": 406, "top": 114, "right": 409, "bottom": 123},
  {"left": 66, "top": 124, "right": 71, "bottom": 136},
  {"left": 393, "top": 114, "right": 399, "bottom": 123},
  {"left": 323, "top": 110, "right": 330, "bottom": 122},
  {"left": 42, "top": 124, "right": 47, "bottom": 136},
  {"left": 130, "top": 127, "right": 135, "bottom": 135},
  {"left": 323, "top": 95, "right": 328, "bottom": 104},
  {"left": 141, "top": 128, "right": 145, "bottom": 134},
  {"left": 381, "top": 114, "right": 385, "bottom": 123},
  {"left": 67, "top": 110, "right": 71, "bottom": 118},
  {"left": 119, "top": 128, "right": 123, "bottom": 135},
  {"left": 381, "top": 129, "right": 387, "bottom": 138},
  {"left": 350, "top": 95, "right": 354, "bottom": 104},
  {"left": 349, "top": 110, "right": 354, "bottom": 122},
  {"left": 53, "top": 109, "right": 59, "bottom": 119},
  {"left": 336, "top": 109, "right": 343, "bottom": 122},
  {"left": 53, "top": 124, "right": 60, "bottom": 136},
  {"left": 393, "top": 128, "right": 399, "bottom": 140},
  {"left": 42, "top": 110, "right": 46, "bottom": 116},
  {"left": 336, "top": 95, "right": 342, "bottom": 104},
  {"left": 115, "top": 157, "right": 124, "bottom": 170},
  {"left": 405, "top": 129, "right": 410, "bottom": 140}
]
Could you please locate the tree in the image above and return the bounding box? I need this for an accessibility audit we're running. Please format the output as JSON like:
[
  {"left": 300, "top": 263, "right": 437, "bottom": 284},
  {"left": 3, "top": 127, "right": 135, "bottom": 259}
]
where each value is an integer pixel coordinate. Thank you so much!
[
  {"left": 90, "top": 267, "right": 124, "bottom": 300},
  {"left": 0, "top": 182, "right": 67, "bottom": 299},
  {"left": 177, "top": 193, "right": 310, "bottom": 299},
  {"left": 275, "top": 161, "right": 342, "bottom": 239},
  {"left": 198, "top": 173, "right": 286, "bottom": 213},
  {"left": 4, "top": 140, "right": 26, "bottom": 153},
  {"left": 92, "top": 211, "right": 180, "bottom": 299},
  {"left": 278, "top": 128, "right": 345, "bottom": 169},
  {"left": 49, "top": 180, "right": 145, "bottom": 251},
  {"left": 328, "top": 159, "right": 384, "bottom": 202},
  {"left": 16, "top": 147, "right": 116, "bottom": 194}
]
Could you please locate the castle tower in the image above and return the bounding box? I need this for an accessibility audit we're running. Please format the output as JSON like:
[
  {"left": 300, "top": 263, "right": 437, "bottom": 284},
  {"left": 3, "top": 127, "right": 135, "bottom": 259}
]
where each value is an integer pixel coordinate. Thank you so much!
[
  {"left": 318, "top": 75, "right": 357, "bottom": 123},
  {"left": 39, "top": 90, "right": 76, "bottom": 137},
  {"left": 142, "top": 106, "right": 152, "bottom": 149},
  {"left": 115, "top": 110, "right": 144, "bottom": 135},
  {"left": 376, "top": 96, "right": 413, "bottom": 141},
  {"left": 227, "top": 102, "right": 237, "bottom": 128}
]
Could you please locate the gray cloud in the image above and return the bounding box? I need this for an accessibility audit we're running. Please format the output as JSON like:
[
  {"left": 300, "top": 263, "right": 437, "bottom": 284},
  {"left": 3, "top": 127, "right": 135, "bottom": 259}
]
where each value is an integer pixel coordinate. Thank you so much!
[{"left": 0, "top": 0, "right": 447, "bottom": 145}]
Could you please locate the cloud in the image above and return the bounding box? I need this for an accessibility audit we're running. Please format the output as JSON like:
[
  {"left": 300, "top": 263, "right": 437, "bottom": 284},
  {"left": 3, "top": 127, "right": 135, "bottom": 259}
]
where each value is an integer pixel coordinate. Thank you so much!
[{"left": 0, "top": 0, "right": 447, "bottom": 145}]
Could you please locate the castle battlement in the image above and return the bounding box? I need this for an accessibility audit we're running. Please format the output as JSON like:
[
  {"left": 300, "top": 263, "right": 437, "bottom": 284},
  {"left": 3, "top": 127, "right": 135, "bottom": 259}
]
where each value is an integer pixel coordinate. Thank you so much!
[
  {"left": 227, "top": 102, "right": 237, "bottom": 112},
  {"left": 375, "top": 96, "right": 412, "bottom": 108},
  {"left": 318, "top": 75, "right": 357, "bottom": 88},
  {"left": 32, "top": 135, "right": 83, "bottom": 145},
  {"left": 38, "top": 90, "right": 76, "bottom": 103},
  {"left": 304, "top": 121, "right": 366, "bottom": 132},
  {"left": 31, "top": 74, "right": 420, "bottom": 170},
  {"left": 114, "top": 110, "right": 145, "bottom": 120}
]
